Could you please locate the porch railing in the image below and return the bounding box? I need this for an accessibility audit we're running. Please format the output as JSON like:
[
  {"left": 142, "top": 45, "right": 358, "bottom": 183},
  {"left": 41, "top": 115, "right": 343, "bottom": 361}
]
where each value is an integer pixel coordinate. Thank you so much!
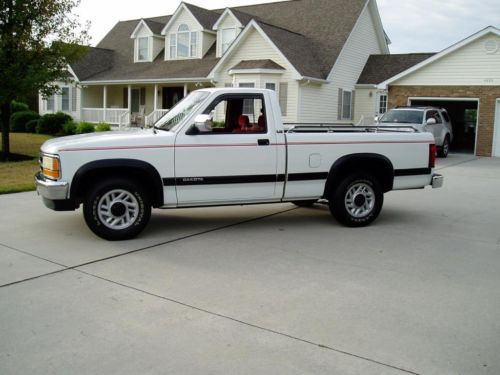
[
  {"left": 145, "top": 109, "right": 169, "bottom": 127},
  {"left": 81, "top": 108, "right": 130, "bottom": 125}
]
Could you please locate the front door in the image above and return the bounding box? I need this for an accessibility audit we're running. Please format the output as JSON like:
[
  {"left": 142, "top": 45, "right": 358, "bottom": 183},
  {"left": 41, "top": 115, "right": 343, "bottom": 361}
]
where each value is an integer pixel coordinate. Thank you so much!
[
  {"left": 162, "top": 87, "right": 184, "bottom": 109},
  {"left": 174, "top": 93, "right": 279, "bottom": 205}
]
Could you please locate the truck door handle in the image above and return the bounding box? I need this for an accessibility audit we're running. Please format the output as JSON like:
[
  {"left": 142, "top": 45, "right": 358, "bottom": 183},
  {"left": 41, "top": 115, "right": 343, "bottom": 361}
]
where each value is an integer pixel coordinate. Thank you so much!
[{"left": 258, "top": 139, "right": 270, "bottom": 146}]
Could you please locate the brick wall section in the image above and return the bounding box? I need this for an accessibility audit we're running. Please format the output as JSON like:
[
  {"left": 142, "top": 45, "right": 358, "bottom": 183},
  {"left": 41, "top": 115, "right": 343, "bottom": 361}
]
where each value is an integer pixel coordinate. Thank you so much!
[{"left": 388, "top": 86, "right": 500, "bottom": 156}]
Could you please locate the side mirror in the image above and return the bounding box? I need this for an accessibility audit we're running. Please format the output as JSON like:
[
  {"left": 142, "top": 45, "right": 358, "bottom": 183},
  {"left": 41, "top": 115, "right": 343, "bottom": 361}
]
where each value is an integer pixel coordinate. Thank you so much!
[
  {"left": 374, "top": 116, "right": 379, "bottom": 123},
  {"left": 187, "top": 114, "right": 213, "bottom": 135},
  {"left": 426, "top": 117, "right": 437, "bottom": 125}
]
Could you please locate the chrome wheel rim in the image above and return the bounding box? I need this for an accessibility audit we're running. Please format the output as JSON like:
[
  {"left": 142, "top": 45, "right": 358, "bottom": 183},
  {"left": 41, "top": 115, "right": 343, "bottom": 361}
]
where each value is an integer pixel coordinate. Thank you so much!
[
  {"left": 97, "top": 189, "right": 139, "bottom": 230},
  {"left": 344, "top": 182, "right": 375, "bottom": 218}
]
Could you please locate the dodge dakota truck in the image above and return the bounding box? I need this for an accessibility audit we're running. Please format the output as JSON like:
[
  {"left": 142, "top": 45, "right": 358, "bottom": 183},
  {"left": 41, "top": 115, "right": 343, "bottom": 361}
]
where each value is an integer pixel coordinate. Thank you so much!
[{"left": 36, "top": 88, "right": 443, "bottom": 240}]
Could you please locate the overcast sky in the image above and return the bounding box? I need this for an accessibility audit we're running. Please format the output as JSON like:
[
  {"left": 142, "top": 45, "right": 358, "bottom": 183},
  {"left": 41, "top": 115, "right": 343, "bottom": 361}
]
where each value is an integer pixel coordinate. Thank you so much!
[{"left": 76, "top": 0, "right": 500, "bottom": 53}]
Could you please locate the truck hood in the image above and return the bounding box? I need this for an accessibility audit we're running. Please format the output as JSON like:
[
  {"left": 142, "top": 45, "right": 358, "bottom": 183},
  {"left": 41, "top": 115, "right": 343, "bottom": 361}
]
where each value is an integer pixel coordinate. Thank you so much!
[{"left": 41, "top": 129, "right": 174, "bottom": 154}]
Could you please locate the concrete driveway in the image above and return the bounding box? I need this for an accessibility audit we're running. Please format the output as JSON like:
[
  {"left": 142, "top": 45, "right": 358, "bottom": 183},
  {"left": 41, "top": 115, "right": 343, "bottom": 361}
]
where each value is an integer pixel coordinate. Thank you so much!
[{"left": 1, "top": 154, "right": 499, "bottom": 375}]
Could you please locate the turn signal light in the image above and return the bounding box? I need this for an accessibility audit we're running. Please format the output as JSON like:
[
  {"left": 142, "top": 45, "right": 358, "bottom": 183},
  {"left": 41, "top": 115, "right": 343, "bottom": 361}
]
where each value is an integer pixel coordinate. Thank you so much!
[
  {"left": 429, "top": 144, "right": 437, "bottom": 169},
  {"left": 42, "top": 155, "right": 61, "bottom": 180}
]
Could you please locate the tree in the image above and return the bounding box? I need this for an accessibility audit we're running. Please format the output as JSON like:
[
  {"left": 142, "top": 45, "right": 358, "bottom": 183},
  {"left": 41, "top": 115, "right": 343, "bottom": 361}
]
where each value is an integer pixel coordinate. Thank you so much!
[{"left": 0, "top": 0, "right": 89, "bottom": 160}]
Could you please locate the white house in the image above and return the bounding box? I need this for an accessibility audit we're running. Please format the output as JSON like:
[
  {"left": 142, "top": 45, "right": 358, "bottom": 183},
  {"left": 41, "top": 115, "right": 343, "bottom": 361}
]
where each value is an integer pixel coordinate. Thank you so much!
[{"left": 39, "top": 0, "right": 390, "bottom": 127}]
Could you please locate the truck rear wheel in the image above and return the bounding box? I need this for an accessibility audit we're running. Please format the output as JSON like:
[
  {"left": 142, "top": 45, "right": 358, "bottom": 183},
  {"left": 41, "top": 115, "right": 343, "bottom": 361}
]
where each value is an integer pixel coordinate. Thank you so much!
[
  {"left": 329, "top": 174, "right": 383, "bottom": 227},
  {"left": 83, "top": 178, "right": 151, "bottom": 241}
]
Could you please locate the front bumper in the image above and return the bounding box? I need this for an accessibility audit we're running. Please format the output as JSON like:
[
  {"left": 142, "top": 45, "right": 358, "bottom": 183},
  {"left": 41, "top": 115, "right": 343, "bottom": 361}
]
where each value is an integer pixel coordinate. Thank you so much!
[
  {"left": 431, "top": 174, "right": 444, "bottom": 189},
  {"left": 35, "top": 172, "right": 75, "bottom": 211}
]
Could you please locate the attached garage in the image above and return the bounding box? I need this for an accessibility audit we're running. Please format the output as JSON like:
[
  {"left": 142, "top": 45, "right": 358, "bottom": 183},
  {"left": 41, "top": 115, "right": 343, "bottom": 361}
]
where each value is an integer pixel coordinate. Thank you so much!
[
  {"left": 409, "top": 98, "right": 479, "bottom": 154},
  {"left": 378, "top": 27, "right": 500, "bottom": 157}
]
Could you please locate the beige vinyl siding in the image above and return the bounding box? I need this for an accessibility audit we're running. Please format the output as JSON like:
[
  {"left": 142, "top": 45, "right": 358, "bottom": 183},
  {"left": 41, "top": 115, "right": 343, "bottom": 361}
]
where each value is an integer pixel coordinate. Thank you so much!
[
  {"left": 39, "top": 81, "right": 82, "bottom": 121},
  {"left": 216, "top": 13, "right": 243, "bottom": 58},
  {"left": 152, "top": 36, "right": 164, "bottom": 60},
  {"left": 353, "top": 87, "right": 376, "bottom": 124},
  {"left": 299, "top": 2, "right": 384, "bottom": 123},
  {"left": 164, "top": 7, "right": 203, "bottom": 60},
  {"left": 214, "top": 27, "right": 299, "bottom": 123},
  {"left": 202, "top": 32, "right": 216, "bottom": 57},
  {"left": 393, "top": 34, "right": 500, "bottom": 86}
]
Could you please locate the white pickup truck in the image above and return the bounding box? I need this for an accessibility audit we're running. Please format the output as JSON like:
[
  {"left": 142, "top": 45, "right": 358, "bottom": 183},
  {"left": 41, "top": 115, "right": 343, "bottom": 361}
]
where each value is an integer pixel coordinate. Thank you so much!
[{"left": 36, "top": 88, "right": 443, "bottom": 240}]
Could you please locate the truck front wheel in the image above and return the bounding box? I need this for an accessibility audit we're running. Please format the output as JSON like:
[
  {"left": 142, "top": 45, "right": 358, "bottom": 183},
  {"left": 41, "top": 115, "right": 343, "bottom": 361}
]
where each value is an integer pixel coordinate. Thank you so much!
[
  {"left": 83, "top": 178, "right": 151, "bottom": 241},
  {"left": 329, "top": 174, "right": 383, "bottom": 227}
]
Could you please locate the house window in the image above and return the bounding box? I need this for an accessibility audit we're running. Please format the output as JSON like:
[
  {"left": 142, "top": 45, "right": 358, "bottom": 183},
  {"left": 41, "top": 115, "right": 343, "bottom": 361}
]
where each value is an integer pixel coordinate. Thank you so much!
[
  {"left": 47, "top": 95, "right": 55, "bottom": 111},
  {"left": 170, "top": 24, "right": 197, "bottom": 59},
  {"left": 338, "top": 88, "right": 354, "bottom": 120},
  {"left": 61, "top": 87, "right": 69, "bottom": 111},
  {"left": 221, "top": 28, "right": 237, "bottom": 54},
  {"left": 138, "top": 37, "right": 149, "bottom": 61},
  {"left": 265, "top": 83, "right": 276, "bottom": 91},
  {"left": 239, "top": 83, "right": 255, "bottom": 115},
  {"left": 378, "top": 93, "right": 387, "bottom": 115}
]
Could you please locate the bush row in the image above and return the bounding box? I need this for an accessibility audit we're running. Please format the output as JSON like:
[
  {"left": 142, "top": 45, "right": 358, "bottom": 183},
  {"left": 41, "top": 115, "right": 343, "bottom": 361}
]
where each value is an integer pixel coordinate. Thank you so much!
[{"left": 10, "top": 111, "right": 112, "bottom": 135}]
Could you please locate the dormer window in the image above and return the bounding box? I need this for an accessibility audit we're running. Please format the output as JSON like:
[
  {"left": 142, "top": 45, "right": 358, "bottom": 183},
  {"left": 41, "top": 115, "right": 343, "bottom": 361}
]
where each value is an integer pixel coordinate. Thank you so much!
[
  {"left": 170, "top": 24, "right": 198, "bottom": 59},
  {"left": 137, "top": 37, "right": 149, "bottom": 61},
  {"left": 221, "top": 28, "right": 237, "bottom": 54}
]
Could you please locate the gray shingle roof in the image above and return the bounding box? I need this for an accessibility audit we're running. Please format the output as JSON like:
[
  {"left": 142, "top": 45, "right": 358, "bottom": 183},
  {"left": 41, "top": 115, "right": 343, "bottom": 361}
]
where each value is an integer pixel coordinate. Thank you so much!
[
  {"left": 71, "top": 47, "right": 114, "bottom": 81},
  {"left": 184, "top": 3, "right": 220, "bottom": 30},
  {"left": 230, "top": 59, "right": 285, "bottom": 70},
  {"left": 144, "top": 19, "right": 164, "bottom": 35},
  {"left": 357, "top": 53, "right": 436, "bottom": 84},
  {"left": 77, "top": 0, "right": 369, "bottom": 82}
]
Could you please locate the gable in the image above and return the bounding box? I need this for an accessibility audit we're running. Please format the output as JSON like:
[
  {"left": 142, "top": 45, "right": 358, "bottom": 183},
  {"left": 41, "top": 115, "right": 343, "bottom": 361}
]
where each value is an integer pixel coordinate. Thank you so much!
[
  {"left": 212, "top": 26, "right": 299, "bottom": 81},
  {"left": 393, "top": 33, "right": 500, "bottom": 86},
  {"left": 162, "top": 5, "right": 203, "bottom": 36}
]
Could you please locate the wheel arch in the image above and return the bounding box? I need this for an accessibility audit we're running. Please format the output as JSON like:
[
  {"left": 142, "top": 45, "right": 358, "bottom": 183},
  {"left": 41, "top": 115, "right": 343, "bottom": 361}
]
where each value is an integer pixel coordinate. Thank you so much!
[
  {"left": 70, "top": 159, "right": 164, "bottom": 208},
  {"left": 324, "top": 153, "right": 394, "bottom": 197}
]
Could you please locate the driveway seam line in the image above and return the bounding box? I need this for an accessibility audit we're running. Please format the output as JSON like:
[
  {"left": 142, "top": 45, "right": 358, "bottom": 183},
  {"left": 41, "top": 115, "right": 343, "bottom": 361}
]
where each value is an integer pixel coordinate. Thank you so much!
[
  {"left": 0, "top": 207, "right": 298, "bottom": 289},
  {"left": 435, "top": 157, "right": 479, "bottom": 171},
  {"left": 75, "top": 267, "right": 421, "bottom": 375}
]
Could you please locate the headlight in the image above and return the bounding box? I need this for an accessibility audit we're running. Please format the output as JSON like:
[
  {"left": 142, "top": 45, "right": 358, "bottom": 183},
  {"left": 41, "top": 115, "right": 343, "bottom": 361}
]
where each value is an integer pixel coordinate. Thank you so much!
[{"left": 41, "top": 154, "right": 61, "bottom": 180}]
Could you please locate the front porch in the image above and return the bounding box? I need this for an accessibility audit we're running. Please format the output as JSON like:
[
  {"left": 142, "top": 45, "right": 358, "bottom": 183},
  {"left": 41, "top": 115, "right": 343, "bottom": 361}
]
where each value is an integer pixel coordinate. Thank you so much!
[{"left": 81, "top": 82, "right": 213, "bottom": 128}]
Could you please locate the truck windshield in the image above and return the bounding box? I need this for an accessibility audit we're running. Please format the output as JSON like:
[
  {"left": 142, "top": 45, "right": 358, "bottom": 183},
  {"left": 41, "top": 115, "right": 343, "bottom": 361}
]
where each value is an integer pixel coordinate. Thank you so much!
[
  {"left": 380, "top": 110, "right": 423, "bottom": 124},
  {"left": 155, "top": 91, "right": 210, "bottom": 131}
]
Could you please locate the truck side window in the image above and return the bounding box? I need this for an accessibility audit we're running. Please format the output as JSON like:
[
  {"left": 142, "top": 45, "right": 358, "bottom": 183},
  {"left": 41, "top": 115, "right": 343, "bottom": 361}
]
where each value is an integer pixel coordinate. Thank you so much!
[{"left": 202, "top": 95, "right": 267, "bottom": 134}]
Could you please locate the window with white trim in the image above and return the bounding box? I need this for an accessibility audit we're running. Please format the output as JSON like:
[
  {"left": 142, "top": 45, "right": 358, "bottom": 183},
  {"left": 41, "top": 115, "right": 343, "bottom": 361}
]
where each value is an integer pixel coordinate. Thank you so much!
[
  {"left": 137, "top": 37, "right": 149, "bottom": 61},
  {"left": 221, "top": 28, "right": 237, "bottom": 54},
  {"left": 61, "top": 87, "right": 70, "bottom": 111},
  {"left": 342, "top": 90, "right": 352, "bottom": 120},
  {"left": 47, "top": 95, "right": 55, "bottom": 111},
  {"left": 378, "top": 93, "right": 387, "bottom": 115},
  {"left": 239, "top": 83, "right": 255, "bottom": 115},
  {"left": 170, "top": 24, "right": 197, "bottom": 59},
  {"left": 265, "top": 82, "right": 276, "bottom": 91}
]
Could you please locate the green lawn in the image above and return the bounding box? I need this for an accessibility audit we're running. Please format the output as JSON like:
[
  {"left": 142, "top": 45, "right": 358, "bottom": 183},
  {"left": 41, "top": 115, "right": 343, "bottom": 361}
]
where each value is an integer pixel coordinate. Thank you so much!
[{"left": 0, "top": 133, "right": 52, "bottom": 194}]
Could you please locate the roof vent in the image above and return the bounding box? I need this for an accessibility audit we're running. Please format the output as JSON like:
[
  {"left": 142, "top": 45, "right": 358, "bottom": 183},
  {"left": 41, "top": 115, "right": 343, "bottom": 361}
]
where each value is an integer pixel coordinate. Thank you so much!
[{"left": 484, "top": 39, "right": 498, "bottom": 54}]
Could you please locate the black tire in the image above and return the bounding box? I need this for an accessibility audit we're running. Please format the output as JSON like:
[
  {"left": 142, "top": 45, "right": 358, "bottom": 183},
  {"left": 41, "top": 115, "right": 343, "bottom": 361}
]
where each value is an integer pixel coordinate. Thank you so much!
[
  {"left": 329, "top": 174, "right": 383, "bottom": 227},
  {"left": 438, "top": 135, "right": 450, "bottom": 158},
  {"left": 83, "top": 178, "right": 151, "bottom": 241},
  {"left": 292, "top": 200, "right": 317, "bottom": 207}
]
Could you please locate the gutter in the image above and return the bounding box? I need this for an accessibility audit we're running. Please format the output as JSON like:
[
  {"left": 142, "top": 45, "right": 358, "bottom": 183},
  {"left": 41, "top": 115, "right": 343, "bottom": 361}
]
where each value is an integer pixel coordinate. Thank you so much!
[{"left": 81, "top": 77, "right": 213, "bottom": 85}]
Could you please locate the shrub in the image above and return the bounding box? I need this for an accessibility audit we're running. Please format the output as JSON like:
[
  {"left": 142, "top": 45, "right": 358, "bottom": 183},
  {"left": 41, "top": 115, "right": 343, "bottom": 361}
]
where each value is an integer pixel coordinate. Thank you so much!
[
  {"left": 76, "top": 122, "right": 95, "bottom": 134},
  {"left": 62, "top": 121, "right": 77, "bottom": 135},
  {"left": 95, "top": 122, "right": 111, "bottom": 132},
  {"left": 25, "top": 119, "right": 40, "bottom": 133},
  {"left": 10, "top": 111, "right": 40, "bottom": 133},
  {"left": 11, "top": 100, "right": 29, "bottom": 113},
  {"left": 37, "top": 112, "right": 73, "bottom": 135}
]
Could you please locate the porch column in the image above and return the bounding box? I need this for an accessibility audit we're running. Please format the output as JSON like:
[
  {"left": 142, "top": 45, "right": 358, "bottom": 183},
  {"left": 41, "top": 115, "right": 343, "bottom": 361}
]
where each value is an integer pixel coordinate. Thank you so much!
[
  {"left": 103, "top": 85, "right": 107, "bottom": 122},
  {"left": 183, "top": 83, "right": 188, "bottom": 98},
  {"left": 154, "top": 84, "right": 158, "bottom": 111},
  {"left": 127, "top": 85, "right": 132, "bottom": 112}
]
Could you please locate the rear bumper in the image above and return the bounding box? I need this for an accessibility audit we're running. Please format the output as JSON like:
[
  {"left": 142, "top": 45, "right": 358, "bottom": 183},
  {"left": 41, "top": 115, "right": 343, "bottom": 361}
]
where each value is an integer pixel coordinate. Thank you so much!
[
  {"left": 35, "top": 172, "right": 75, "bottom": 211},
  {"left": 431, "top": 174, "right": 444, "bottom": 189}
]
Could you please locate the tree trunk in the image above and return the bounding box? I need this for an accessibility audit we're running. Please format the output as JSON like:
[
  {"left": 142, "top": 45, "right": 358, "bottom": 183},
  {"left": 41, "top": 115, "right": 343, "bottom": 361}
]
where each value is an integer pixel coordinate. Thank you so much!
[{"left": 1, "top": 101, "right": 11, "bottom": 161}]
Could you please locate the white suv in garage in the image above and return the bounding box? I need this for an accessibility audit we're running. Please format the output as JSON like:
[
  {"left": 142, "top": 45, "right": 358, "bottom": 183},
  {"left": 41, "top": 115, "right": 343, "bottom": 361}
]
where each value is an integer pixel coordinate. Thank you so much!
[{"left": 377, "top": 107, "right": 453, "bottom": 157}]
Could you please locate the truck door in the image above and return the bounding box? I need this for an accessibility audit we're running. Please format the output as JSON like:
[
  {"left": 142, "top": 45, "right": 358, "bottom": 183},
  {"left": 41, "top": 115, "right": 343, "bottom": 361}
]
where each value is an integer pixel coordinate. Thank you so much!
[{"left": 174, "top": 93, "right": 279, "bottom": 205}]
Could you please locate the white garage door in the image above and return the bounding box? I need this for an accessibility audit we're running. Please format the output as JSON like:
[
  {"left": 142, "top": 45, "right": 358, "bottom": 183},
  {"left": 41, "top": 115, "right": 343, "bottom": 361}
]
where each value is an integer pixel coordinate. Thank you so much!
[{"left": 494, "top": 100, "right": 500, "bottom": 157}]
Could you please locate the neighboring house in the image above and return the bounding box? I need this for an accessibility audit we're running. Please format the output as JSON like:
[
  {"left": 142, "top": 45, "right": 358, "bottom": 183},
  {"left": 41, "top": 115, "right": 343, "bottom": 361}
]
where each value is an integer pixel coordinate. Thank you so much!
[
  {"left": 39, "top": 0, "right": 389, "bottom": 127},
  {"left": 356, "top": 26, "right": 500, "bottom": 157}
]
